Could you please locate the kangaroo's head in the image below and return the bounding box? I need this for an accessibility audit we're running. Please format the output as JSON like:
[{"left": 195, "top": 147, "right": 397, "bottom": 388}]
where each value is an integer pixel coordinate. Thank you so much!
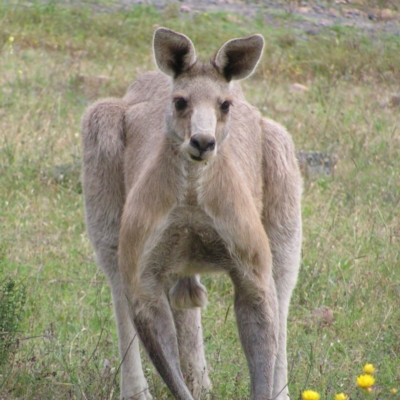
[{"left": 153, "top": 28, "right": 264, "bottom": 163}]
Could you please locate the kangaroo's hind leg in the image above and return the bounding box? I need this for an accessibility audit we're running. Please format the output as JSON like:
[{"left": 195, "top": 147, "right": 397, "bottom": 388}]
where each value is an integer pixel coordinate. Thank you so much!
[
  {"left": 261, "top": 118, "right": 302, "bottom": 400},
  {"left": 81, "top": 99, "right": 152, "bottom": 400}
]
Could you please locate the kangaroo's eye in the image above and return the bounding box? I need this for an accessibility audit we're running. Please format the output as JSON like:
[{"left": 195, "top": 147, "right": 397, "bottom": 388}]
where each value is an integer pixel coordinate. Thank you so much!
[
  {"left": 175, "top": 97, "right": 187, "bottom": 111},
  {"left": 220, "top": 100, "right": 230, "bottom": 113}
]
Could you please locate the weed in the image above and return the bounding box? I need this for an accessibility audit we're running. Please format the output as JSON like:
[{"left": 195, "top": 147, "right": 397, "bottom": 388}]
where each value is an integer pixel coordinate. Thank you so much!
[{"left": 0, "top": 276, "right": 26, "bottom": 366}]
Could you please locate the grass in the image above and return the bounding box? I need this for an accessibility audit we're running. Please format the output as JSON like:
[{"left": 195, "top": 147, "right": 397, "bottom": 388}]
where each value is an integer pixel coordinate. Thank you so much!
[{"left": 0, "top": 1, "right": 399, "bottom": 399}]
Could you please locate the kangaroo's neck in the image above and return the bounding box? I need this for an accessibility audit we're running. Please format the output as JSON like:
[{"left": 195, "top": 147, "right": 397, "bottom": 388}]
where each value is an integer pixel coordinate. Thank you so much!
[{"left": 158, "top": 135, "right": 225, "bottom": 207}]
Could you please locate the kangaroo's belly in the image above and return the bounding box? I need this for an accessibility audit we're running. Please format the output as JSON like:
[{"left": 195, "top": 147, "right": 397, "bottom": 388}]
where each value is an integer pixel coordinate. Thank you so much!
[{"left": 152, "top": 205, "right": 233, "bottom": 275}]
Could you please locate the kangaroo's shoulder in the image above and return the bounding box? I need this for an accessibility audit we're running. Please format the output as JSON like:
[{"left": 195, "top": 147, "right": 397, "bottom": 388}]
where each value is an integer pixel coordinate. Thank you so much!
[
  {"left": 123, "top": 71, "right": 171, "bottom": 106},
  {"left": 261, "top": 117, "right": 297, "bottom": 158}
]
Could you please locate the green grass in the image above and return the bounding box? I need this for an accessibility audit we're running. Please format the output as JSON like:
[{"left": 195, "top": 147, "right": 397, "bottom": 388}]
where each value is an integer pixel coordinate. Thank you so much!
[{"left": 1, "top": 1, "right": 399, "bottom": 399}]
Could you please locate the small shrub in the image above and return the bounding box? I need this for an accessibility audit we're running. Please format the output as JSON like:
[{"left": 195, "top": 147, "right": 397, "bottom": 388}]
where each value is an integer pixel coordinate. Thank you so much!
[{"left": 0, "top": 277, "right": 26, "bottom": 365}]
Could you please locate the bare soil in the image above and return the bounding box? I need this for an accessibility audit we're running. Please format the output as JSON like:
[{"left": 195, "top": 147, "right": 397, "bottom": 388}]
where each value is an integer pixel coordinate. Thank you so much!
[{"left": 126, "top": 0, "right": 400, "bottom": 36}]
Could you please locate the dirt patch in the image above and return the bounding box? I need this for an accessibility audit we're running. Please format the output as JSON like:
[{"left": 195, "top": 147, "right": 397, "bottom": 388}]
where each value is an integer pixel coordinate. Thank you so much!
[{"left": 126, "top": 0, "right": 400, "bottom": 37}]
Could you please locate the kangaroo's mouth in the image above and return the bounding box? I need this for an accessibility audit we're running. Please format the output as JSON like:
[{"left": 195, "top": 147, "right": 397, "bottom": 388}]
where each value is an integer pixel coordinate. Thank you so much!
[
  {"left": 190, "top": 154, "right": 203, "bottom": 162},
  {"left": 186, "top": 145, "right": 216, "bottom": 163}
]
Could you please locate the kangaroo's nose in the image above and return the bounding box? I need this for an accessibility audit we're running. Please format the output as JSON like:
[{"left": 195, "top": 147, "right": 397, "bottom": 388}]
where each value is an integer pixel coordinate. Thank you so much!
[{"left": 190, "top": 134, "right": 216, "bottom": 153}]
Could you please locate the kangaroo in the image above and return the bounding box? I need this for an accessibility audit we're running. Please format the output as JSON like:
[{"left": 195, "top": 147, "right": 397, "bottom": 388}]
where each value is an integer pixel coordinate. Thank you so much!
[{"left": 81, "top": 28, "right": 302, "bottom": 400}]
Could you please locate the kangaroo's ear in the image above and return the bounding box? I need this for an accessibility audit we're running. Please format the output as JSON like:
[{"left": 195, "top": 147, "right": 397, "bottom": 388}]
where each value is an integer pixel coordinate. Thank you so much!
[
  {"left": 214, "top": 34, "right": 264, "bottom": 81},
  {"left": 153, "top": 28, "right": 197, "bottom": 77}
]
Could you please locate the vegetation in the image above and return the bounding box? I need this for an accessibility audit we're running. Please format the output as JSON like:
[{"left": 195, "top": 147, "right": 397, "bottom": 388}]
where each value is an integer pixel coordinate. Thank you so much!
[
  {"left": 0, "top": 1, "right": 399, "bottom": 398},
  {"left": 0, "top": 277, "right": 26, "bottom": 366}
]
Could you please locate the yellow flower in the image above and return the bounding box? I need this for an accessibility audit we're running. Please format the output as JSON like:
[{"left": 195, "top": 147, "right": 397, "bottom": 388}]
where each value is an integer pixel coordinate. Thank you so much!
[
  {"left": 302, "top": 390, "right": 320, "bottom": 400},
  {"left": 357, "top": 374, "right": 375, "bottom": 389},
  {"left": 363, "top": 363, "right": 375, "bottom": 374},
  {"left": 9, "top": 36, "right": 14, "bottom": 42},
  {"left": 391, "top": 388, "right": 397, "bottom": 394},
  {"left": 335, "top": 393, "right": 348, "bottom": 400}
]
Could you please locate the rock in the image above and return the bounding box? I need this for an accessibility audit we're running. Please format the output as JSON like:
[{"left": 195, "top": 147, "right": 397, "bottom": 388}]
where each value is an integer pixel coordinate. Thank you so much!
[
  {"left": 290, "top": 83, "right": 310, "bottom": 93},
  {"left": 311, "top": 306, "right": 334, "bottom": 326},
  {"left": 389, "top": 94, "right": 400, "bottom": 107},
  {"left": 296, "top": 151, "right": 338, "bottom": 178},
  {"left": 376, "top": 9, "right": 398, "bottom": 22}
]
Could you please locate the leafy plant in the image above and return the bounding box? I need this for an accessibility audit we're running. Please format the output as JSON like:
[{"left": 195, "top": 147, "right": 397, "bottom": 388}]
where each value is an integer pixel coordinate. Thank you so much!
[{"left": 0, "top": 277, "right": 26, "bottom": 365}]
